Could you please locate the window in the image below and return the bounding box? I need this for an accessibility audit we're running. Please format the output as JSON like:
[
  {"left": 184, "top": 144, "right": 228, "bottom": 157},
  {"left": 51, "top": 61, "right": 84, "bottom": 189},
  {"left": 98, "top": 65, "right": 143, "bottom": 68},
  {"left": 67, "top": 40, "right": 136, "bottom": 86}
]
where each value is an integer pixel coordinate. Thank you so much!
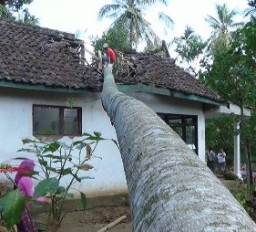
[
  {"left": 33, "top": 105, "right": 82, "bottom": 136},
  {"left": 158, "top": 113, "right": 198, "bottom": 154}
]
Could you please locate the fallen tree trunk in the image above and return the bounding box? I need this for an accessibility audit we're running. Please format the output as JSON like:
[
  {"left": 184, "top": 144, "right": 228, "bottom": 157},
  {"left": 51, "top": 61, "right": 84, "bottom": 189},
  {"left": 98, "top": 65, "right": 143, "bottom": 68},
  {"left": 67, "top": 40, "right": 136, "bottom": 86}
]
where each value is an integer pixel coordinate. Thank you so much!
[{"left": 101, "top": 66, "right": 256, "bottom": 231}]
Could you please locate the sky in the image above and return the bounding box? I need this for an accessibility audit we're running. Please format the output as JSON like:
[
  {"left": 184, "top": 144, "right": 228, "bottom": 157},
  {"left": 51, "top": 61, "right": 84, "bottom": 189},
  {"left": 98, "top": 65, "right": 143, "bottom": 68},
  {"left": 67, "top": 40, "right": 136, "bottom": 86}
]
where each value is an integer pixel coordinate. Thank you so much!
[{"left": 28, "top": 0, "right": 249, "bottom": 52}]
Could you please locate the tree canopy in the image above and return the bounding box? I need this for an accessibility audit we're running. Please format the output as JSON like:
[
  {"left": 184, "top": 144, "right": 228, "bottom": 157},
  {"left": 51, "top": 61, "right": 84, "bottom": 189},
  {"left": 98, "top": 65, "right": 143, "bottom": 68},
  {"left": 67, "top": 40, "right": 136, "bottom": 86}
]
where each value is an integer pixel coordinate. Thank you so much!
[
  {"left": 205, "top": 3, "right": 243, "bottom": 52},
  {"left": 172, "top": 26, "right": 206, "bottom": 76},
  {"left": 98, "top": 0, "right": 173, "bottom": 49},
  {"left": 0, "top": 0, "right": 37, "bottom": 24}
]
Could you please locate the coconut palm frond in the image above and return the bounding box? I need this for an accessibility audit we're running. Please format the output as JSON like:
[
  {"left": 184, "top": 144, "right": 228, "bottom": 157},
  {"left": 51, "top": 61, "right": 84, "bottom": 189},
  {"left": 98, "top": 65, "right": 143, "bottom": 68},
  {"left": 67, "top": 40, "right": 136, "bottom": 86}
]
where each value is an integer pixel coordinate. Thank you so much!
[
  {"left": 110, "top": 14, "right": 133, "bottom": 35},
  {"left": 205, "top": 15, "right": 221, "bottom": 29},
  {"left": 230, "top": 22, "right": 244, "bottom": 28},
  {"left": 205, "top": 3, "right": 242, "bottom": 51},
  {"left": 158, "top": 12, "right": 173, "bottom": 29},
  {"left": 98, "top": 4, "right": 123, "bottom": 20},
  {"left": 138, "top": 0, "right": 168, "bottom": 6},
  {"left": 139, "top": 16, "right": 161, "bottom": 45},
  {"left": 107, "top": 11, "right": 123, "bottom": 20},
  {"left": 183, "top": 26, "right": 194, "bottom": 39},
  {"left": 244, "top": 8, "right": 254, "bottom": 17},
  {"left": 99, "top": 0, "right": 171, "bottom": 49},
  {"left": 244, "top": 0, "right": 256, "bottom": 19}
]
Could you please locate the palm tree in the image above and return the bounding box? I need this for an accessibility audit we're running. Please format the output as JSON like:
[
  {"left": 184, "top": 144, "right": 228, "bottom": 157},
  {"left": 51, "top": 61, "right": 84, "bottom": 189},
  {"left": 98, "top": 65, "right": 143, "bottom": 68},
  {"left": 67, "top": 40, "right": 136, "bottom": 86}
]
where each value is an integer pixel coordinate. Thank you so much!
[
  {"left": 172, "top": 26, "right": 206, "bottom": 75},
  {"left": 101, "top": 65, "right": 256, "bottom": 231},
  {"left": 205, "top": 3, "right": 243, "bottom": 50},
  {"left": 98, "top": 0, "right": 173, "bottom": 49},
  {"left": 244, "top": 0, "right": 256, "bottom": 21}
]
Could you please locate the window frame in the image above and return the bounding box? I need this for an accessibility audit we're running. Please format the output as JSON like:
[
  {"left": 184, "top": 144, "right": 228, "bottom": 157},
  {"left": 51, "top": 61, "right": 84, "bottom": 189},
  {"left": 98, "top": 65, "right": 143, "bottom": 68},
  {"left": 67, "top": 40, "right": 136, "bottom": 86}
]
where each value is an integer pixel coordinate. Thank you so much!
[
  {"left": 158, "top": 113, "right": 198, "bottom": 154},
  {"left": 32, "top": 104, "right": 82, "bottom": 137}
]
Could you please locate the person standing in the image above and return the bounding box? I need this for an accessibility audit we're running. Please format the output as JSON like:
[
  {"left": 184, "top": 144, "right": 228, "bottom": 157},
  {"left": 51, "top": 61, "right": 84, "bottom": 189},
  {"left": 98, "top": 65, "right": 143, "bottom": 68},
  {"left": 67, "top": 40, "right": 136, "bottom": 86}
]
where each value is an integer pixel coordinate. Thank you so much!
[
  {"left": 217, "top": 148, "right": 226, "bottom": 175},
  {"left": 206, "top": 147, "right": 216, "bottom": 173}
]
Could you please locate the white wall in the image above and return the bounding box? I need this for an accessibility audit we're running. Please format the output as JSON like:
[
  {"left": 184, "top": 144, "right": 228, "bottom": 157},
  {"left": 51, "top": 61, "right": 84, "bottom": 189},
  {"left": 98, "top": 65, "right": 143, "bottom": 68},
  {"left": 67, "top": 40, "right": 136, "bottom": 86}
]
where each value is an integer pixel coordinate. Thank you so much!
[
  {"left": 0, "top": 88, "right": 127, "bottom": 197},
  {"left": 0, "top": 88, "right": 206, "bottom": 197},
  {"left": 129, "top": 92, "right": 206, "bottom": 160}
]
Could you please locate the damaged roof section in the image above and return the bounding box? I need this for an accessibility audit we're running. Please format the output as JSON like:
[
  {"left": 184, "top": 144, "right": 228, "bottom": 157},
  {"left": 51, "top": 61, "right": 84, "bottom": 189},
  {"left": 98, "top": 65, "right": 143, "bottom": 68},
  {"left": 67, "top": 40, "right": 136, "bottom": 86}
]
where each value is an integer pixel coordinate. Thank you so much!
[
  {"left": 118, "top": 50, "right": 220, "bottom": 101},
  {"left": 0, "top": 19, "right": 220, "bottom": 102},
  {"left": 0, "top": 20, "right": 102, "bottom": 90}
]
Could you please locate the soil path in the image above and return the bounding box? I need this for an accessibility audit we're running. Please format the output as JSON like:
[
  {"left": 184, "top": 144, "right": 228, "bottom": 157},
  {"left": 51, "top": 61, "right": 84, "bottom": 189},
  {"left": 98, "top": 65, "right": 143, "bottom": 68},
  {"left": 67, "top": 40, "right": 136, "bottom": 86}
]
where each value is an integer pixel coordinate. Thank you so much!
[{"left": 36, "top": 205, "right": 132, "bottom": 232}]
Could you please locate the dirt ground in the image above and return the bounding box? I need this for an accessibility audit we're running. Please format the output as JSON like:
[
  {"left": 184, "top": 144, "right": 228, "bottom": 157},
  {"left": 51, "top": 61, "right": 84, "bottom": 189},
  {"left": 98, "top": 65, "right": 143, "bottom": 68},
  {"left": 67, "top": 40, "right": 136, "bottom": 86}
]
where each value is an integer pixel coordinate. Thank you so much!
[
  {"left": 35, "top": 205, "right": 132, "bottom": 232},
  {"left": 33, "top": 180, "right": 237, "bottom": 232}
]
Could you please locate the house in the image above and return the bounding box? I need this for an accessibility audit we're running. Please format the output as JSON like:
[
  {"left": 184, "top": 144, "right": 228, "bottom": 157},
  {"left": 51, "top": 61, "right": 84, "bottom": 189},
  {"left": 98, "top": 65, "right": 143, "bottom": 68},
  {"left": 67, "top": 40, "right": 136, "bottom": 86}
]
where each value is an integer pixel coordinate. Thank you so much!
[{"left": 0, "top": 20, "right": 244, "bottom": 198}]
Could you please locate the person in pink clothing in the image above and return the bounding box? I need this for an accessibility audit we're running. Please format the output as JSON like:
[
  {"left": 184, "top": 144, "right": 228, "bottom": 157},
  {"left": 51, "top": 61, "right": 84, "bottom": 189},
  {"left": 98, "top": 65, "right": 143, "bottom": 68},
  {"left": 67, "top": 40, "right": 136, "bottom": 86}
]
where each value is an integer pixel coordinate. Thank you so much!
[{"left": 14, "top": 159, "right": 46, "bottom": 232}]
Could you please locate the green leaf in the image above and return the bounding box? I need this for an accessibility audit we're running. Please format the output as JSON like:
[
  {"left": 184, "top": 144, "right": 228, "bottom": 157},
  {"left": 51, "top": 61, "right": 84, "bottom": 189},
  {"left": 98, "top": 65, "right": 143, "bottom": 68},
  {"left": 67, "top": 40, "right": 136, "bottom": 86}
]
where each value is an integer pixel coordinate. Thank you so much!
[
  {"left": 33, "top": 178, "right": 59, "bottom": 198},
  {"left": 17, "top": 148, "right": 36, "bottom": 153},
  {"left": 60, "top": 168, "right": 72, "bottom": 175},
  {"left": 80, "top": 192, "right": 87, "bottom": 210},
  {"left": 72, "top": 140, "right": 83, "bottom": 146},
  {"left": 43, "top": 154, "right": 62, "bottom": 159},
  {"left": 22, "top": 138, "right": 34, "bottom": 144},
  {"left": 94, "top": 131, "right": 102, "bottom": 137},
  {"left": 82, "top": 132, "right": 92, "bottom": 137},
  {"left": 13, "top": 157, "right": 31, "bottom": 160},
  {"left": 0, "top": 189, "right": 26, "bottom": 228},
  {"left": 82, "top": 132, "right": 104, "bottom": 141},
  {"left": 38, "top": 158, "right": 47, "bottom": 166},
  {"left": 43, "top": 142, "right": 60, "bottom": 153},
  {"left": 79, "top": 176, "right": 94, "bottom": 180},
  {"left": 56, "top": 187, "right": 66, "bottom": 194},
  {"left": 45, "top": 166, "right": 57, "bottom": 172}
]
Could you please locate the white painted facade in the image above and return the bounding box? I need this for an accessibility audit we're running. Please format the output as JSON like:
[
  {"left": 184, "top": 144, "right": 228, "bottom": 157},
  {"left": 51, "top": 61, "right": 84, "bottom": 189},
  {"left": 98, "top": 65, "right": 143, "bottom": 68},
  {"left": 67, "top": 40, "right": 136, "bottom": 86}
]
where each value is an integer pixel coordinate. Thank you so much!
[{"left": 0, "top": 87, "right": 208, "bottom": 197}]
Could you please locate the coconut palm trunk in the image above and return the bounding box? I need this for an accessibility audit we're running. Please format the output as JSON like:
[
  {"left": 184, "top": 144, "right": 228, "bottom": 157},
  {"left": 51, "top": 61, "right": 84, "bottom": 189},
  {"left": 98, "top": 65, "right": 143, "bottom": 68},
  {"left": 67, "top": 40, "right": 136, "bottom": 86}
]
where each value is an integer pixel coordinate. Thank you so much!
[{"left": 101, "top": 66, "right": 256, "bottom": 231}]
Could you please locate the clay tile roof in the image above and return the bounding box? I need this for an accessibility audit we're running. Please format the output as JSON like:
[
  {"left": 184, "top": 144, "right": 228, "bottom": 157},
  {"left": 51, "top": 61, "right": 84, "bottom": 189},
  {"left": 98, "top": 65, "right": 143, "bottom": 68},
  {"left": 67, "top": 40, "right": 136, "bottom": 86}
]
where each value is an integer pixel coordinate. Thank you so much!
[
  {"left": 117, "top": 51, "right": 220, "bottom": 101},
  {"left": 0, "top": 20, "right": 102, "bottom": 90},
  {"left": 0, "top": 20, "right": 220, "bottom": 102}
]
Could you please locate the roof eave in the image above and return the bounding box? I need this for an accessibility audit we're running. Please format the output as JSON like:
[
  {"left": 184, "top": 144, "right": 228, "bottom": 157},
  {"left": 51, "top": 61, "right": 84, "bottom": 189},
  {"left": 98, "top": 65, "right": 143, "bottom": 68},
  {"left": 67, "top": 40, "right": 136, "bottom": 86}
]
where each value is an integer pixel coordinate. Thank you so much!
[
  {"left": 0, "top": 80, "right": 93, "bottom": 93},
  {"left": 118, "top": 84, "right": 222, "bottom": 106},
  {"left": 0, "top": 80, "right": 221, "bottom": 106}
]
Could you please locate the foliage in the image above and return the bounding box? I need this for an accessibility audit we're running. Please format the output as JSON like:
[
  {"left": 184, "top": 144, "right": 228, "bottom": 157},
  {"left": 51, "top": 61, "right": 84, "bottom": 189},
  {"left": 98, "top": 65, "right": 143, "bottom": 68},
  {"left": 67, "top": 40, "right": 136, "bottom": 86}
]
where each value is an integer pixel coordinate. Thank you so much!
[
  {"left": 0, "top": 0, "right": 37, "bottom": 24},
  {"left": 231, "top": 182, "right": 256, "bottom": 222},
  {"left": 91, "top": 23, "right": 133, "bottom": 77},
  {"left": 230, "top": 182, "right": 248, "bottom": 210},
  {"left": 244, "top": 0, "right": 256, "bottom": 19},
  {"left": 0, "top": 189, "right": 25, "bottom": 228},
  {"left": 201, "top": 21, "right": 256, "bottom": 110},
  {"left": 204, "top": 3, "right": 243, "bottom": 52},
  {"left": 205, "top": 116, "right": 235, "bottom": 165},
  {"left": 0, "top": 132, "right": 113, "bottom": 231},
  {"left": 98, "top": 0, "right": 173, "bottom": 49},
  {"left": 223, "top": 170, "right": 239, "bottom": 180},
  {"left": 91, "top": 22, "right": 131, "bottom": 54},
  {"left": 202, "top": 21, "right": 256, "bottom": 198},
  {"left": 202, "top": 21, "right": 256, "bottom": 111},
  {"left": 171, "top": 26, "right": 206, "bottom": 76},
  {"left": 173, "top": 26, "right": 206, "bottom": 62}
]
